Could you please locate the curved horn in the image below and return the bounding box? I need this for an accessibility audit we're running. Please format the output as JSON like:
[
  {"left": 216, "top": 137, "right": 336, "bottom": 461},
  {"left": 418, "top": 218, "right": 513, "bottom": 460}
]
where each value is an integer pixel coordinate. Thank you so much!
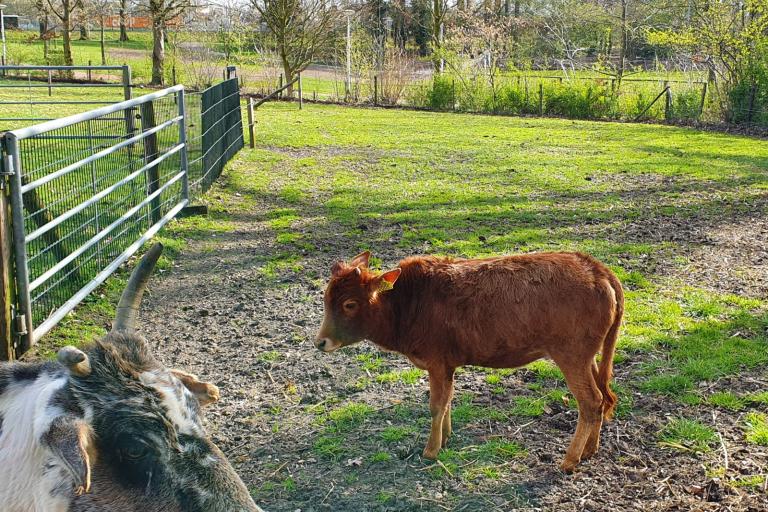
[
  {"left": 58, "top": 346, "right": 91, "bottom": 376},
  {"left": 112, "top": 243, "right": 163, "bottom": 333}
]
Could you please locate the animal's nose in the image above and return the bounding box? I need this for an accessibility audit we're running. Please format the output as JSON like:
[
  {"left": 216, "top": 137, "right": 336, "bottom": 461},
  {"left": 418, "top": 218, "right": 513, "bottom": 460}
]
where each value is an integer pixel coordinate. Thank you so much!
[{"left": 315, "top": 338, "right": 329, "bottom": 351}]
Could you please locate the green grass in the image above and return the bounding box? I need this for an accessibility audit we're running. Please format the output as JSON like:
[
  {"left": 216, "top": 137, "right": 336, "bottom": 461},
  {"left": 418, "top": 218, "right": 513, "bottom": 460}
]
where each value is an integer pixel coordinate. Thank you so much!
[
  {"left": 658, "top": 418, "right": 717, "bottom": 453},
  {"left": 744, "top": 412, "right": 768, "bottom": 446},
  {"left": 707, "top": 392, "right": 746, "bottom": 411}
]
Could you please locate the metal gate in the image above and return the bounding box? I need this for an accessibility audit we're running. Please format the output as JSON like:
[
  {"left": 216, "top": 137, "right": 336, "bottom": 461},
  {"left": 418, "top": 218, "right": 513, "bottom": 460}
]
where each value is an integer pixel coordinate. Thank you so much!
[{"left": 2, "top": 86, "right": 189, "bottom": 352}]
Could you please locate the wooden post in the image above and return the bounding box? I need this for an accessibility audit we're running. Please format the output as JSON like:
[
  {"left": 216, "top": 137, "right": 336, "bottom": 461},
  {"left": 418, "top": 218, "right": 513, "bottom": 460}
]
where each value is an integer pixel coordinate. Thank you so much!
[
  {"left": 88, "top": 60, "right": 92, "bottom": 81},
  {"left": 172, "top": 65, "right": 177, "bottom": 86},
  {"left": 278, "top": 74, "right": 283, "bottom": 99},
  {"left": 699, "top": 82, "right": 708, "bottom": 118},
  {"left": 247, "top": 97, "right": 256, "bottom": 149},
  {"left": 452, "top": 78, "right": 456, "bottom": 111},
  {"left": 298, "top": 72, "right": 303, "bottom": 109},
  {"left": 0, "top": 178, "right": 14, "bottom": 361},
  {"left": 538, "top": 83, "right": 544, "bottom": 115},
  {"left": 373, "top": 75, "right": 378, "bottom": 106},
  {"left": 664, "top": 81, "right": 672, "bottom": 120},
  {"left": 139, "top": 101, "right": 161, "bottom": 225}
]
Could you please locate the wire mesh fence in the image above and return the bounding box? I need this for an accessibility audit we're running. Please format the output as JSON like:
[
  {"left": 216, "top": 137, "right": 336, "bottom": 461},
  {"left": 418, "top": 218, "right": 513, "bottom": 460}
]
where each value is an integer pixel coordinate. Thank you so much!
[
  {"left": 245, "top": 69, "right": 717, "bottom": 124},
  {"left": 187, "top": 77, "right": 244, "bottom": 195}
]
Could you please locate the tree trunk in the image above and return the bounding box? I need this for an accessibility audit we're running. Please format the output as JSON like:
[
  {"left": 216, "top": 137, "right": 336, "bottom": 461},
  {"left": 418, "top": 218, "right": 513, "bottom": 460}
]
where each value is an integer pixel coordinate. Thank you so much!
[
  {"left": 39, "top": 16, "right": 50, "bottom": 60},
  {"left": 617, "top": 0, "right": 627, "bottom": 82},
  {"left": 79, "top": 24, "right": 90, "bottom": 40},
  {"left": 280, "top": 51, "right": 294, "bottom": 97},
  {"left": 119, "top": 0, "right": 129, "bottom": 42},
  {"left": 100, "top": 18, "right": 106, "bottom": 65},
  {"left": 432, "top": 0, "right": 442, "bottom": 71},
  {"left": 151, "top": 19, "right": 165, "bottom": 85},
  {"left": 62, "top": 0, "right": 74, "bottom": 68}
]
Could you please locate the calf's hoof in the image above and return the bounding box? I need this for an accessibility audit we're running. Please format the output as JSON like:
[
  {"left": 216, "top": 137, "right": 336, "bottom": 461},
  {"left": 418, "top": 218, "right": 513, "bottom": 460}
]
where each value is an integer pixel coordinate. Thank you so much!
[
  {"left": 559, "top": 457, "right": 580, "bottom": 473},
  {"left": 422, "top": 446, "right": 440, "bottom": 459}
]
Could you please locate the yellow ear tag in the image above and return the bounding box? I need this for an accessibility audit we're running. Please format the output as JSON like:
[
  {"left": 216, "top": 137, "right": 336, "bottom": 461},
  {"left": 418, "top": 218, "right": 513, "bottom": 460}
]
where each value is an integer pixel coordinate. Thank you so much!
[{"left": 378, "top": 278, "right": 395, "bottom": 292}]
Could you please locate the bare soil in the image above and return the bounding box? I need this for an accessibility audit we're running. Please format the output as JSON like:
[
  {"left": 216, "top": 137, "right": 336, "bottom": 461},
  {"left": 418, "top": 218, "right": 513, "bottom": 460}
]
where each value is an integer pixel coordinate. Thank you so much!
[{"left": 133, "top": 162, "right": 768, "bottom": 511}]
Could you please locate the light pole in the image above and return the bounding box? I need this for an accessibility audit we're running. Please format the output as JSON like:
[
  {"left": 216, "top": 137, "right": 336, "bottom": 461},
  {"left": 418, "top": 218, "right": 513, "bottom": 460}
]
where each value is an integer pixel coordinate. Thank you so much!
[
  {"left": 343, "top": 9, "right": 354, "bottom": 100},
  {"left": 0, "top": 4, "right": 7, "bottom": 73}
]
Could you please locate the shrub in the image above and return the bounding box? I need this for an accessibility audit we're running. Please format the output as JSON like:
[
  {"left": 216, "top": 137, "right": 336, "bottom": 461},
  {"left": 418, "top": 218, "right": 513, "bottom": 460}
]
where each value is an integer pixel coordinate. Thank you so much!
[{"left": 426, "top": 75, "right": 455, "bottom": 111}]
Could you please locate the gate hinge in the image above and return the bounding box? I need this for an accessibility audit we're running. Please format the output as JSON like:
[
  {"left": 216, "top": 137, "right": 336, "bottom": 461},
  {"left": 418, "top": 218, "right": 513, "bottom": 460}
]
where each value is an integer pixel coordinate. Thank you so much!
[
  {"left": 1, "top": 155, "right": 14, "bottom": 176},
  {"left": 15, "top": 314, "right": 28, "bottom": 337}
]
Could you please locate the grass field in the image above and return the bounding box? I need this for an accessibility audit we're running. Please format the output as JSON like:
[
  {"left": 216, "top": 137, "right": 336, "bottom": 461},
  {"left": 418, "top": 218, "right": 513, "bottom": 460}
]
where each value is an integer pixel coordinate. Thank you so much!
[{"left": 31, "top": 102, "right": 768, "bottom": 510}]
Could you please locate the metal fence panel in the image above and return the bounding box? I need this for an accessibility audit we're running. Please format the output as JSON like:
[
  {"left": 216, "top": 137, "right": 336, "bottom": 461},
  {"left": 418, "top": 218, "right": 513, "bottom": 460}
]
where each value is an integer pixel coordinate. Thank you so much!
[
  {"left": 0, "top": 65, "right": 132, "bottom": 128},
  {"left": 4, "top": 86, "right": 188, "bottom": 349},
  {"left": 188, "top": 78, "right": 244, "bottom": 195}
]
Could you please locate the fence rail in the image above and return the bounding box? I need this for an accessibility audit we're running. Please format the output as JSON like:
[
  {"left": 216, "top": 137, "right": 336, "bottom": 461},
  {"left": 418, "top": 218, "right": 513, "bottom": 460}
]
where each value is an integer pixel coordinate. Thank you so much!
[
  {"left": 0, "top": 69, "right": 244, "bottom": 359},
  {"left": 0, "top": 65, "right": 133, "bottom": 127}
]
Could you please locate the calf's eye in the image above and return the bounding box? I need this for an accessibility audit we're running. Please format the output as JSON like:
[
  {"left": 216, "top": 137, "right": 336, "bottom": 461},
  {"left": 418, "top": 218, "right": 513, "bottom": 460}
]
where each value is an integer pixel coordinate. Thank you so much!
[{"left": 342, "top": 300, "right": 358, "bottom": 313}]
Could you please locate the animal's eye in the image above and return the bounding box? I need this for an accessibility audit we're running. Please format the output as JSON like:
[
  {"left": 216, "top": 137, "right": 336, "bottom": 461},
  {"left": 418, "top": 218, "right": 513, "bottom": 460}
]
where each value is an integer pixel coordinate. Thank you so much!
[
  {"left": 120, "top": 443, "right": 150, "bottom": 461},
  {"left": 342, "top": 300, "right": 358, "bottom": 312}
]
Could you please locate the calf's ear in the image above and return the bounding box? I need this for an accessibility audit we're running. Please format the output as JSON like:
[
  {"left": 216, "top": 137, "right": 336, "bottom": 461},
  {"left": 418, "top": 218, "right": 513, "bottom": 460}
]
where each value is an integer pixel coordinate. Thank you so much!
[
  {"left": 171, "top": 369, "right": 221, "bottom": 406},
  {"left": 41, "top": 417, "right": 93, "bottom": 496},
  {"left": 375, "top": 268, "right": 401, "bottom": 292},
  {"left": 349, "top": 250, "right": 371, "bottom": 268}
]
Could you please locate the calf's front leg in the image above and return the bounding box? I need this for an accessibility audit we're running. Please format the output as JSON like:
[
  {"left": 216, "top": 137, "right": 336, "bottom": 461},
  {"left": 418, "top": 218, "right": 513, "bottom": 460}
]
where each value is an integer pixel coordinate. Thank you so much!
[{"left": 423, "top": 367, "right": 455, "bottom": 459}]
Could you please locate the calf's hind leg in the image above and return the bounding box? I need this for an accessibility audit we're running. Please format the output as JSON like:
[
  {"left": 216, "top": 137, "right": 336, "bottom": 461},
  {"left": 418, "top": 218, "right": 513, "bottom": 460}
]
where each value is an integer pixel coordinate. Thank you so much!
[{"left": 554, "top": 357, "right": 603, "bottom": 473}]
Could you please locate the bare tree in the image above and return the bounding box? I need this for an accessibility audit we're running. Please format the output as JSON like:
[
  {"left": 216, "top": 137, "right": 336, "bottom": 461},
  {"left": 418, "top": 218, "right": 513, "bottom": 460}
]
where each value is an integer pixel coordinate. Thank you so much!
[
  {"left": 46, "top": 0, "right": 78, "bottom": 67},
  {"left": 251, "top": 0, "right": 340, "bottom": 96},
  {"left": 80, "top": 0, "right": 114, "bottom": 64},
  {"left": 138, "top": 0, "right": 195, "bottom": 84}
]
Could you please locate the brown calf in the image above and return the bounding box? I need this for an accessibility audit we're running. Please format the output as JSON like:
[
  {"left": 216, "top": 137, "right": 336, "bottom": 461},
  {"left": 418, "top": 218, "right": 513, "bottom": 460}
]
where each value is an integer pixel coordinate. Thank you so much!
[{"left": 315, "top": 251, "right": 624, "bottom": 472}]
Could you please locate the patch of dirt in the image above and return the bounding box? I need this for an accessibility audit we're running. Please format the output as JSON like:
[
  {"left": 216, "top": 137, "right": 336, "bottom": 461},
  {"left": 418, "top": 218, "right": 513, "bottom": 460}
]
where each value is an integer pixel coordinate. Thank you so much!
[{"left": 132, "top": 162, "right": 768, "bottom": 511}]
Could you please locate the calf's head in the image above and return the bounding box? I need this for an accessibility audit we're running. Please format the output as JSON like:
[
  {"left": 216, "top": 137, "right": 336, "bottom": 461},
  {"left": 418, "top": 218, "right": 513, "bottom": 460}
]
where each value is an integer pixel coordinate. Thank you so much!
[
  {"left": 46, "top": 244, "right": 260, "bottom": 511},
  {"left": 315, "top": 251, "right": 400, "bottom": 352}
]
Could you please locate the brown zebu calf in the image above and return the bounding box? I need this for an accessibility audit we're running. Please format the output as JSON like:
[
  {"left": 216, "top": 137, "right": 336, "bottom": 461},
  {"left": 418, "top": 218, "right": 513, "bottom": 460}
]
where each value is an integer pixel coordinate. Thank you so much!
[{"left": 315, "top": 251, "right": 623, "bottom": 472}]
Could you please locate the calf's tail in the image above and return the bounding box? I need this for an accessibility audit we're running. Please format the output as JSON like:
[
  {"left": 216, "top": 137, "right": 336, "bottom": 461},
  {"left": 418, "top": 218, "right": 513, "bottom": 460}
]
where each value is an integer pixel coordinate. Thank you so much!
[{"left": 597, "top": 273, "right": 623, "bottom": 421}]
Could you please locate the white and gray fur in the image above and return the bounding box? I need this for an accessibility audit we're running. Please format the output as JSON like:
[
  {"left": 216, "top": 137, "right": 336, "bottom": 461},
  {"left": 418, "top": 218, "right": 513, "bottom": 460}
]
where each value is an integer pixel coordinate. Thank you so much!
[{"left": 0, "top": 244, "right": 263, "bottom": 512}]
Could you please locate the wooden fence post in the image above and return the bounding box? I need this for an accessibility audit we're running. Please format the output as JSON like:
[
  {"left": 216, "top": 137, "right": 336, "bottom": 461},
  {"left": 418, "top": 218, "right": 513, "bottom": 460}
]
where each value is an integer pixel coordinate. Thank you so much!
[
  {"left": 538, "top": 83, "right": 544, "bottom": 116},
  {"left": 247, "top": 97, "right": 256, "bottom": 149},
  {"left": 373, "top": 75, "right": 378, "bottom": 106},
  {"left": 664, "top": 81, "right": 672, "bottom": 120},
  {"left": 139, "top": 101, "right": 161, "bottom": 225},
  {"left": 278, "top": 74, "right": 283, "bottom": 99},
  {"left": 452, "top": 78, "right": 456, "bottom": 111},
  {"left": 88, "top": 60, "right": 92, "bottom": 81},
  {"left": 0, "top": 175, "right": 14, "bottom": 361},
  {"left": 298, "top": 72, "right": 303, "bottom": 110}
]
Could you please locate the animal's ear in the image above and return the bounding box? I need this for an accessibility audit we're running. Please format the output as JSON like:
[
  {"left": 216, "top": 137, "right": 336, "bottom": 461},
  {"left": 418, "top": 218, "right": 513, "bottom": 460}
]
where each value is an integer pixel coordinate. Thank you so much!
[
  {"left": 331, "top": 261, "right": 345, "bottom": 277},
  {"left": 171, "top": 369, "right": 221, "bottom": 406},
  {"left": 375, "top": 268, "right": 401, "bottom": 292},
  {"left": 40, "top": 416, "right": 93, "bottom": 496},
  {"left": 349, "top": 250, "right": 371, "bottom": 268}
]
